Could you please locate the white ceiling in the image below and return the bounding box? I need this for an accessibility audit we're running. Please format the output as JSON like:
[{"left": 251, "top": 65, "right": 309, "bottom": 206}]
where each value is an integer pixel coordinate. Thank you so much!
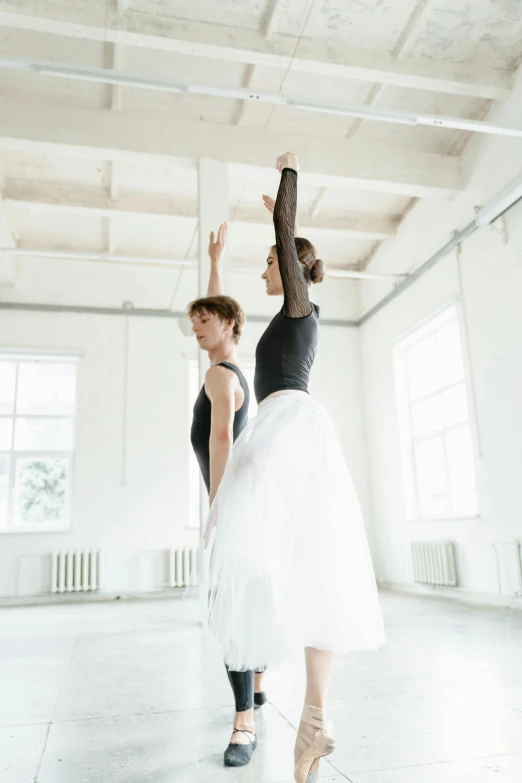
[{"left": 0, "top": 0, "right": 521, "bottom": 278}]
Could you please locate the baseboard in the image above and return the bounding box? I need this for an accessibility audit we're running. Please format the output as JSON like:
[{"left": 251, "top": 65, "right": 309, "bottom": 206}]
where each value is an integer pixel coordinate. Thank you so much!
[
  {"left": 0, "top": 587, "right": 197, "bottom": 608},
  {"left": 379, "top": 580, "right": 522, "bottom": 611},
  {"left": 4, "top": 582, "right": 521, "bottom": 612}
]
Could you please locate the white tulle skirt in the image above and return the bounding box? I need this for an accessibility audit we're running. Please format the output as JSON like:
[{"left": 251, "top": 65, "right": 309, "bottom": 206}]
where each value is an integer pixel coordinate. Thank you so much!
[{"left": 204, "top": 391, "right": 386, "bottom": 672}]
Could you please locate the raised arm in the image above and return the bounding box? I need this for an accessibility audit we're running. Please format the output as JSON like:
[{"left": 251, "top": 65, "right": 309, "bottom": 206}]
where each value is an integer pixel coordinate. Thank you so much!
[
  {"left": 207, "top": 222, "right": 228, "bottom": 297},
  {"left": 273, "top": 154, "right": 311, "bottom": 318}
]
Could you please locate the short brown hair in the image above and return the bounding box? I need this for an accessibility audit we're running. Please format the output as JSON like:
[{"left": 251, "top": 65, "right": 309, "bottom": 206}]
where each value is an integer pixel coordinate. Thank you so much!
[
  {"left": 187, "top": 295, "right": 245, "bottom": 344},
  {"left": 271, "top": 237, "right": 325, "bottom": 284}
]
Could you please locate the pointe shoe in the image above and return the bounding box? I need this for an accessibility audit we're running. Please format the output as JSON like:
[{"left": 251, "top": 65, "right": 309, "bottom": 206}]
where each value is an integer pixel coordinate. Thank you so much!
[{"left": 294, "top": 703, "right": 335, "bottom": 783}]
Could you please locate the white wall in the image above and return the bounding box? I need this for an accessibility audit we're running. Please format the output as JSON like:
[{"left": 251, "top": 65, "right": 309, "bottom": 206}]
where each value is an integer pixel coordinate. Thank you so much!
[
  {"left": 359, "top": 70, "right": 522, "bottom": 595},
  {"left": 0, "top": 260, "right": 366, "bottom": 597}
]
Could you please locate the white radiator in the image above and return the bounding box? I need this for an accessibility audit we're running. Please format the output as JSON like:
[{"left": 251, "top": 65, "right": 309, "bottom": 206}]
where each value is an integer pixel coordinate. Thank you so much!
[
  {"left": 411, "top": 540, "right": 457, "bottom": 587},
  {"left": 167, "top": 548, "right": 198, "bottom": 588},
  {"left": 50, "top": 549, "right": 102, "bottom": 593}
]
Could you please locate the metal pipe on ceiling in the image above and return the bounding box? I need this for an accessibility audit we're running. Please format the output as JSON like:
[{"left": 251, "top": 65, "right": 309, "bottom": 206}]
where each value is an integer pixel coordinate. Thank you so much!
[
  {"left": 356, "top": 223, "right": 477, "bottom": 326},
  {"left": 357, "top": 177, "right": 522, "bottom": 326},
  {"left": 0, "top": 300, "right": 357, "bottom": 328},
  {"left": 0, "top": 247, "right": 406, "bottom": 282}
]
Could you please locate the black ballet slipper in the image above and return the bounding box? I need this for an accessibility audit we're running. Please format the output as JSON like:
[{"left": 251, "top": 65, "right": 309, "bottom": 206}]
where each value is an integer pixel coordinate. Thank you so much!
[
  {"left": 254, "top": 691, "right": 267, "bottom": 708},
  {"left": 224, "top": 729, "right": 257, "bottom": 767}
]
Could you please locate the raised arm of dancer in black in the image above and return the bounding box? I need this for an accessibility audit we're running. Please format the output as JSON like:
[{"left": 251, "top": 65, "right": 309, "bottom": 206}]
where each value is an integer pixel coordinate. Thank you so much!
[{"left": 273, "top": 167, "right": 312, "bottom": 319}]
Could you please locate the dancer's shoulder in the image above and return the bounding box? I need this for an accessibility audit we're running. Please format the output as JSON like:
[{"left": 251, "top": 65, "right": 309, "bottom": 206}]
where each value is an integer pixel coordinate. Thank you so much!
[{"left": 205, "top": 364, "right": 239, "bottom": 400}]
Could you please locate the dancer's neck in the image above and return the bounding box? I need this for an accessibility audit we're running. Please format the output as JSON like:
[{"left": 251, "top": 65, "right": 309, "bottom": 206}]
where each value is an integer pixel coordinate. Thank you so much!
[{"left": 208, "top": 344, "right": 238, "bottom": 367}]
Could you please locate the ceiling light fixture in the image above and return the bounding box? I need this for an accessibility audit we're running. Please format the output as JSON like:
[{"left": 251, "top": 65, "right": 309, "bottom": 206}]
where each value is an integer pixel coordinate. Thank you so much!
[
  {"left": 1, "top": 56, "right": 521, "bottom": 139},
  {"left": 289, "top": 99, "right": 419, "bottom": 126},
  {"left": 418, "top": 113, "right": 522, "bottom": 138},
  {"left": 34, "top": 64, "right": 188, "bottom": 94}
]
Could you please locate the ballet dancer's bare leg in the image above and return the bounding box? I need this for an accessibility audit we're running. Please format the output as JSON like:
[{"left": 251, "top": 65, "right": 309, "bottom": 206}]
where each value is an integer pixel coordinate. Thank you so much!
[
  {"left": 294, "top": 648, "right": 335, "bottom": 782},
  {"left": 254, "top": 670, "right": 266, "bottom": 695},
  {"left": 304, "top": 648, "right": 332, "bottom": 709}
]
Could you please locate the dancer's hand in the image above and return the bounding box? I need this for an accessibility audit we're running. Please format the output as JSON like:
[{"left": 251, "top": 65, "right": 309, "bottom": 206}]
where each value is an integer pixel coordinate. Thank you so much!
[
  {"left": 276, "top": 152, "right": 299, "bottom": 173},
  {"left": 262, "top": 194, "right": 275, "bottom": 214},
  {"left": 208, "top": 222, "right": 228, "bottom": 265},
  {"left": 204, "top": 518, "right": 216, "bottom": 549},
  {"left": 263, "top": 193, "right": 299, "bottom": 235}
]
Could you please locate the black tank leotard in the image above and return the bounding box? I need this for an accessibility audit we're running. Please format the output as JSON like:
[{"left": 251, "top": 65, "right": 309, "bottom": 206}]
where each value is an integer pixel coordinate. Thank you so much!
[
  {"left": 190, "top": 362, "right": 249, "bottom": 493},
  {"left": 190, "top": 362, "right": 255, "bottom": 704},
  {"left": 254, "top": 168, "right": 319, "bottom": 404}
]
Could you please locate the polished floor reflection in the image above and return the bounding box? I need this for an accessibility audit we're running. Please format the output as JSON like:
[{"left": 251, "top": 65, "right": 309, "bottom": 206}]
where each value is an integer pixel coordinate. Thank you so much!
[{"left": 2, "top": 590, "right": 522, "bottom": 782}]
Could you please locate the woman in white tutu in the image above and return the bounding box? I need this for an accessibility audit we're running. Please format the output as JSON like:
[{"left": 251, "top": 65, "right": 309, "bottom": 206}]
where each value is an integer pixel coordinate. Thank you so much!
[{"left": 205, "top": 152, "right": 385, "bottom": 782}]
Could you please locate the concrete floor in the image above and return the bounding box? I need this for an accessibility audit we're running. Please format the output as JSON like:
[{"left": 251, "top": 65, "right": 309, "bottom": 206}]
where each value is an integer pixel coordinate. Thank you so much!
[{"left": 2, "top": 592, "right": 522, "bottom": 783}]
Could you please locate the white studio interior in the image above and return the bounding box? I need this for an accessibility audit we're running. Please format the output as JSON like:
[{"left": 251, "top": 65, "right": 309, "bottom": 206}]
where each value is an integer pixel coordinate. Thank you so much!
[{"left": 1, "top": 1, "right": 522, "bottom": 781}]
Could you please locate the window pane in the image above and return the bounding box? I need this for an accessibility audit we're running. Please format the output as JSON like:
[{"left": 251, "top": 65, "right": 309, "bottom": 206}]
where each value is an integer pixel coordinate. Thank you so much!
[
  {"left": 437, "top": 322, "right": 464, "bottom": 387},
  {"left": 0, "top": 455, "right": 9, "bottom": 528},
  {"left": 411, "top": 395, "right": 443, "bottom": 438},
  {"left": 446, "top": 425, "right": 478, "bottom": 516},
  {"left": 14, "top": 457, "right": 68, "bottom": 524},
  {"left": 406, "top": 335, "right": 440, "bottom": 401},
  {"left": 0, "top": 418, "right": 13, "bottom": 450},
  {"left": 414, "top": 436, "right": 449, "bottom": 517},
  {"left": 17, "top": 363, "right": 76, "bottom": 415},
  {"left": 14, "top": 418, "right": 74, "bottom": 451},
  {"left": 442, "top": 384, "right": 469, "bottom": 427},
  {"left": 0, "top": 362, "right": 16, "bottom": 414}
]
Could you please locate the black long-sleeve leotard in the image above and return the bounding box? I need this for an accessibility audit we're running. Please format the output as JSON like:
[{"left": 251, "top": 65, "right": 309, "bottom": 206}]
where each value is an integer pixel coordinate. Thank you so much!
[{"left": 254, "top": 168, "right": 320, "bottom": 404}]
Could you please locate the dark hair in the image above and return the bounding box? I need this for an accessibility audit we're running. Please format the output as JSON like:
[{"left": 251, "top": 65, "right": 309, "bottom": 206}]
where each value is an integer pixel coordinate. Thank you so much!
[
  {"left": 272, "top": 237, "right": 325, "bottom": 284},
  {"left": 187, "top": 295, "right": 245, "bottom": 344}
]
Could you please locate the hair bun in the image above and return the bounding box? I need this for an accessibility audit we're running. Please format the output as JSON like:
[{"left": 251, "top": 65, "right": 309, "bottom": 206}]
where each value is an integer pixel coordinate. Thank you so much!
[{"left": 311, "top": 258, "right": 325, "bottom": 284}]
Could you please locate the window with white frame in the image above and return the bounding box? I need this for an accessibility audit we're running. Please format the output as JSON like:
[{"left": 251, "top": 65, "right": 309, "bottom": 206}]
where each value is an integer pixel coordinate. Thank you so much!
[
  {"left": 0, "top": 354, "right": 77, "bottom": 533},
  {"left": 187, "top": 358, "right": 256, "bottom": 530},
  {"left": 393, "top": 304, "right": 478, "bottom": 520}
]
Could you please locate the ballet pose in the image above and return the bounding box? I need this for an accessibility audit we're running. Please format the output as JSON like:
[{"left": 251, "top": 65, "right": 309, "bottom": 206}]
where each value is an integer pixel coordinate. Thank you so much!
[
  {"left": 204, "top": 154, "right": 386, "bottom": 781},
  {"left": 188, "top": 224, "right": 266, "bottom": 768}
]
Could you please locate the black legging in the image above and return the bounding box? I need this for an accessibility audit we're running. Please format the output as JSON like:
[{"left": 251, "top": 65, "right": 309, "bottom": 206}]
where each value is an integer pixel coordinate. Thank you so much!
[{"left": 226, "top": 665, "right": 265, "bottom": 712}]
